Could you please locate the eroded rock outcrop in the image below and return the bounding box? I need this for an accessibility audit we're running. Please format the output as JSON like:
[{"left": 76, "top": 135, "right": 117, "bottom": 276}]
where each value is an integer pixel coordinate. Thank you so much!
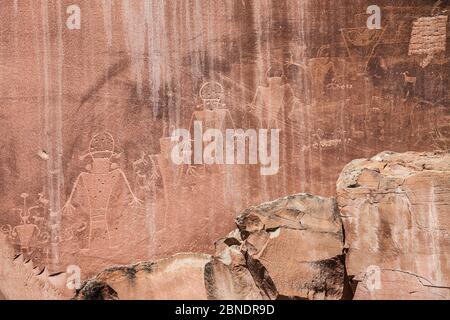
[
  {"left": 231, "top": 194, "right": 345, "bottom": 300},
  {"left": 75, "top": 253, "right": 211, "bottom": 300},
  {"left": 205, "top": 244, "right": 264, "bottom": 300},
  {"left": 6, "top": 151, "right": 450, "bottom": 300},
  {"left": 337, "top": 151, "right": 450, "bottom": 299},
  {"left": 76, "top": 194, "right": 346, "bottom": 300}
]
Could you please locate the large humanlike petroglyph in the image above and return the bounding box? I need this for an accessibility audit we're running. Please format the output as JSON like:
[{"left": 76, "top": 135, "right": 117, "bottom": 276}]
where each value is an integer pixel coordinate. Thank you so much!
[{"left": 0, "top": 0, "right": 449, "bottom": 299}]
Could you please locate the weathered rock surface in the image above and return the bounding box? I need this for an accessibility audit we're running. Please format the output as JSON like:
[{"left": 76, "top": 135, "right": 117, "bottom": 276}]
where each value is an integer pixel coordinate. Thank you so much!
[
  {"left": 75, "top": 253, "right": 211, "bottom": 300},
  {"left": 205, "top": 245, "right": 264, "bottom": 300},
  {"left": 337, "top": 151, "right": 450, "bottom": 299},
  {"left": 0, "top": 234, "right": 64, "bottom": 300},
  {"left": 354, "top": 269, "right": 450, "bottom": 300},
  {"left": 1, "top": 1, "right": 450, "bottom": 281},
  {"left": 3, "top": 151, "right": 450, "bottom": 300},
  {"left": 233, "top": 194, "right": 345, "bottom": 300},
  {"left": 76, "top": 193, "right": 346, "bottom": 300}
]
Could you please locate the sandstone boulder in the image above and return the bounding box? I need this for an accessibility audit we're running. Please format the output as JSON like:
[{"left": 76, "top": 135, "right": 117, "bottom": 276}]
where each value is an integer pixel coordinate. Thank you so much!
[
  {"left": 75, "top": 253, "right": 211, "bottom": 300},
  {"left": 354, "top": 268, "right": 450, "bottom": 300},
  {"left": 232, "top": 194, "right": 345, "bottom": 300},
  {"left": 337, "top": 151, "right": 450, "bottom": 299}
]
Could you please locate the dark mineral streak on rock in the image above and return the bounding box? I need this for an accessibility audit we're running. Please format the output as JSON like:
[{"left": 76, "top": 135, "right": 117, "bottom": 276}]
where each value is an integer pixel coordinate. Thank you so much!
[{"left": 74, "top": 280, "right": 118, "bottom": 300}]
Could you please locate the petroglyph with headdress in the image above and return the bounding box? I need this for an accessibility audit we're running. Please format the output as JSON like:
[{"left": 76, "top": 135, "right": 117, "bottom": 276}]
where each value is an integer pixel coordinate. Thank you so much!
[{"left": 60, "top": 133, "right": 144, "bottom": 254}]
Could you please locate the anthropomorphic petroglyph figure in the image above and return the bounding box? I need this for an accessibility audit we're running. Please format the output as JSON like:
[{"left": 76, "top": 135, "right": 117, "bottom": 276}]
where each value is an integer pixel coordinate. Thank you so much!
[
  {"left": 189, "top": 82, "right": 235, "bottom": 132},
  {"left": 0, "top": 193, "right": 49, "bottom": 256},
  {"left": 61, "top": 133, "right": 143, "bottom": 252},
  {"left": 309, "top": 45, "right": 336, "bottom": 96},
  {"left": 286, "top": 45, "right": 335, "bottom": 102},
  {"left": 187, "top": 82, "right": 235, "bottom": 172},
  {"left": 249, "top": 65, "right": 297, "bottom": 128},
  {"left": 364, "top": 265, "right": 382, "bottom": 292}
]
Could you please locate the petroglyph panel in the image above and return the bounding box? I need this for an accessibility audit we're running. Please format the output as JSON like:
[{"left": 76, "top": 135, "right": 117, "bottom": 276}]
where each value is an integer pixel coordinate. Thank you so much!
[{"left": 0, "top": 0, "right": 449, "bottom": 282}]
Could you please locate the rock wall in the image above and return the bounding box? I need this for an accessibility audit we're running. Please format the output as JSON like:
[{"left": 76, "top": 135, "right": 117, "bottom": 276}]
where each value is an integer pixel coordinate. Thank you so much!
[
  {"left": 0, "top": 234, "right": 64, "bottom": 300},
  {"left": 2, "top": 151, "right": 450, "bottom": 300},
  {"left": 0, "top": 0, "right": 449, "bottom": 291},
  {"left": 76, "top": 193, "right": 347, "bottom": 300},
  {"left": 74, "top": 160, "right": 450, "bottom": 300}
]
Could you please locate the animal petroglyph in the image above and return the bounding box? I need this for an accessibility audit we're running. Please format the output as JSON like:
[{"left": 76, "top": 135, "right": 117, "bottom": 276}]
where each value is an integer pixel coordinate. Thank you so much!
[{"left": 402, "top": 71, "right": 417, "bottom": 100}]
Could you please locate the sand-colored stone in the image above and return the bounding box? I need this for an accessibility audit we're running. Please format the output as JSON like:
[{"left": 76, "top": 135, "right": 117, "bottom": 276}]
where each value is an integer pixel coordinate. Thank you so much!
[
  {"left": 0, "top": 234, "right": 64, "bottom": 300},
  {"left": 5, "top": 149, "right": 450, "bottom": 300},
  {"left": 337, "top": 151, "right": 450, "bottom": 299},
  {"left": 1, "top": 0, "right": 450, "bottom": 299},
  {"left": 234, "top": 194, "right": 345, "bottom": 300},
  {"left": 1, "top": 1, "right": 450, "bottom": 282}
]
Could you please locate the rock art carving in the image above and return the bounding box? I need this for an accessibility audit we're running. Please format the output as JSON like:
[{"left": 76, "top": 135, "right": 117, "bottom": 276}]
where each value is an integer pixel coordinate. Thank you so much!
[
  {"left": 75, "top": 193, "right": 346, "bottom": 300},
  {"left": 1, "top": 1, "right": 450, "bottom": 300},
  {"left": 308, "top": 45, "right": 336, "bottom": 98},
  {"left": 186, "top": 81, "right": 235, "bottom": 175},
  {"left": 341, "top": 27, "right": 385, "bottom": 74},
  {"left": 362, "top": 265, "right": 382, "bottom": 293},
  {"left": 409, "top": 14, "right": 448, "bottom": 68},
  {"left": 132, "top": 151, "right": 162, "bottom": 201},
  {"left": 60, "top": 132, "right": 144, "bottom": 253},
  {"left": 3, "top": 150, "right": 450, "bottom": 300},
  {"left": 190, "top": 81, "right": 235, "bottom": 132},
  {"left": 248, "top": 65, "right": 298, "bottom": 128}
]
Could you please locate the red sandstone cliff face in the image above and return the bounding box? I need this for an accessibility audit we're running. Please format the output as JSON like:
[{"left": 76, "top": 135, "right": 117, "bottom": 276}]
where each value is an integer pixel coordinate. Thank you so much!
[
  {"left": 73, "top": 159, "right": 450, "bottom": 300},
  {"left": 337, "top": 151, "right": 450, "bottom": 300},
  {"left": 0, "top": 0, "right": 449, "bottom": 297}
]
